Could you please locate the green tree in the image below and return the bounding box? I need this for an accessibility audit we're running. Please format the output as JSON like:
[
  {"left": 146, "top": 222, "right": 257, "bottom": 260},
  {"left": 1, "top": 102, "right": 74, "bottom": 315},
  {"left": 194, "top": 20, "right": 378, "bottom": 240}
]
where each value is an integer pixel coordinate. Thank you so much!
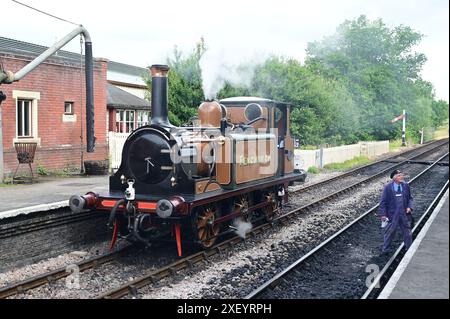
[
  {"left": 249, "top": 56, "right": 360, "bottom": 145},
  {"left": 145, "top": 39, "right": 206, "bottom": 126},
  {"left": 217, "top": 81, "right": 250, "bottom": 100},
  {"left": 305, "top": 15, "right": 438, "bottom": 142},
  {"left": 431, "top": 100, "right": 449, "bottom": 127}
]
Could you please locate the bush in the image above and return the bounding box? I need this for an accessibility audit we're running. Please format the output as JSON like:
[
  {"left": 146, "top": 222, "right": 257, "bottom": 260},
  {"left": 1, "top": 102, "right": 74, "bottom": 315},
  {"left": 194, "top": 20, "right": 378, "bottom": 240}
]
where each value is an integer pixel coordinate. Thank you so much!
[
  {"left": 307, "top": 166, "right": 320, "bottom": 174},
  {"left": 37, "top": 165, "right": 49, "bottom": 176}
]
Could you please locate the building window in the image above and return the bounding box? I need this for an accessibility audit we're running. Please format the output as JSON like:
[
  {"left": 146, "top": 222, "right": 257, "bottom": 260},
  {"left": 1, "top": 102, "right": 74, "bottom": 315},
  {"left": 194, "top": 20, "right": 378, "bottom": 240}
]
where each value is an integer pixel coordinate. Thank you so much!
[
  {"left": 17, "top": 99, "right": 33, "bottom": 138},
  {"left": 64, "top": 101, "right": 74, "bottom": 115},
  {"left": 116, "top": 110, "right": 135, "bottom": 133},
  {"left": 137, "top": 110, "right": 150, "bottom": 128}
]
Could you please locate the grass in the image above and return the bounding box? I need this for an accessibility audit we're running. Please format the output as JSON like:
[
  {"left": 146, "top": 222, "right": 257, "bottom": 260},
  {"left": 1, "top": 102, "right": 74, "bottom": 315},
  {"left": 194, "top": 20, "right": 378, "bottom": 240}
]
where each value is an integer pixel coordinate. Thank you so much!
[
  {"left": 389, "top": 138, "right": 417, "bottom": 152},
  {"left": 389, "top": 139, "right": 403, "bottom": 152},
  {"left": 323, "top": 156, "right": 372, "bottom": 171},
  {"left": 307, "top": 166, "right": 320, "bottom": 174},
  {"left": 434, "top": 121, "right": 449, "bottom": 140},
  {"left": 302, "top": 145, "right": 320, "bottom": 150}
]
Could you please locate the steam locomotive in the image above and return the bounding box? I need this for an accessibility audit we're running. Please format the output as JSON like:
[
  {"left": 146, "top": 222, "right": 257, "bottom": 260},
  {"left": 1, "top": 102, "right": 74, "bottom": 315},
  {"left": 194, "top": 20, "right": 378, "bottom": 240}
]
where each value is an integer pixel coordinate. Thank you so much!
[{"left": 69, "top": 64, "right": 306, "bottom": 256}]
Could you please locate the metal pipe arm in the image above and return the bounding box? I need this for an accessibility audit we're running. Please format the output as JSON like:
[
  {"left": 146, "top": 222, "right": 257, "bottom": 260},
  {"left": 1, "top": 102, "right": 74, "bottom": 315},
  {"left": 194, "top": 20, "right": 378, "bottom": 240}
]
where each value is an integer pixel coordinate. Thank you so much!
[
  {"left": 0, "top": 25, "right": 95, "bottom": 153},
  {"left": 1, "top": 25, "right": 91, "bottom": 83}
]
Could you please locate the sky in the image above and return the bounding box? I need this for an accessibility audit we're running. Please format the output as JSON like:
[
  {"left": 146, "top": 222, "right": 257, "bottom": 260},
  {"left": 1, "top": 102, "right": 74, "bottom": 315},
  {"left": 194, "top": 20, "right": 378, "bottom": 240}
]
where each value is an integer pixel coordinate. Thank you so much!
[{"left": 1, "top": 0, "right": 449, "bottom": 101}]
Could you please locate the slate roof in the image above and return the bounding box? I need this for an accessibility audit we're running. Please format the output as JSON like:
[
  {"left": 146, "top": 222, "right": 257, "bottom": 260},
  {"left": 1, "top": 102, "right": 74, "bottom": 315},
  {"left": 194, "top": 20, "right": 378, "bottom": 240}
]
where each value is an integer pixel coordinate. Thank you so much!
[
  {"left": 0, "top": 36, "right": 148, "bottom": 80},
  {"left": 0, "top": 36, "right": 83, "bottom": 65},
  {"left": 107, "top": 84, "right": 150, "bottom": 110},
  {"left": 108, "top": 61, "right": 147, "bottom": 78}
]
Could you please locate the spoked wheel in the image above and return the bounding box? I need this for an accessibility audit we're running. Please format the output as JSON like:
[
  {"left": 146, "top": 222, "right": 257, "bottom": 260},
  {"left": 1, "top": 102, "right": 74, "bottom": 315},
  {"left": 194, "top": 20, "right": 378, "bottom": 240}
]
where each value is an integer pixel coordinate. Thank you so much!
[
  {"left": 261, "top": 191, "right": 278, "bottom": 222},
  {"left": 233, "top": 194, "right": 253, "bottom": 223},
  {"left": 193, "top": 204, "right": 221, "bottom": 249}
]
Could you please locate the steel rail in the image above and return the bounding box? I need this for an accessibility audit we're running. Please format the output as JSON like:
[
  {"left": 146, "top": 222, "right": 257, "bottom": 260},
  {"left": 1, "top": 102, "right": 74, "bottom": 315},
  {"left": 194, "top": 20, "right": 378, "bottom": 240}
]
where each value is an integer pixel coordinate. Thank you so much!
[
  {"left": 1, "top": 139, "right": 446, "bottom": 244},
  {"left": 1, "top": 142, "right": 446, "bottom": 299},
  {"left": 244, "top": 152, "right": 449, "bottom": 299},
  {"left": 0, "top": 210, "right": 102, "bottom": 239},
  {"left": 0, "top": 246, "right": 131, "bottom": 299},
  {"left": 289, "top": 139, "right": 448, "bottom": 195},
  {"left": 272, "top": 143, "right": 448, "bottom": 222},
  {"left": 195, "top": 139, "right": 449, "bottom": 244},
  {"left": 98, "top": 147, "right": 449, "bottom": 299},
  {"left": 1, "top": 141, "right": 446, "bottom": 299}
]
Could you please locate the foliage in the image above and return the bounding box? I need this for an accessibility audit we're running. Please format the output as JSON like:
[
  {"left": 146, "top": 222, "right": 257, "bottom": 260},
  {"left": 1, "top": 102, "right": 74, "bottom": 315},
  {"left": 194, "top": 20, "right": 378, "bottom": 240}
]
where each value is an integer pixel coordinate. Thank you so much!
[
  {"left": 37, "top": 164, "right": 49, "bottom": 176},
  {"left": 144, "top": 16, "right": 448, "bottom": 146},
  {"left": 144, "top": 39, "right": 206, "bottom": 126},
  {"left": 431, "top": 100, "right": 449, "bottom": 127},
  {"left": 307, "top": 166, "right": 320, "bottom": 174},
  {"left": 243, "top": 56, "right": 359, "bottom": 145},
  {"left": 323, "top": 156, "right": 372, "bottom": 171},
  {"left": 305, "top": 15, "right": 444, "bottom": 143}
]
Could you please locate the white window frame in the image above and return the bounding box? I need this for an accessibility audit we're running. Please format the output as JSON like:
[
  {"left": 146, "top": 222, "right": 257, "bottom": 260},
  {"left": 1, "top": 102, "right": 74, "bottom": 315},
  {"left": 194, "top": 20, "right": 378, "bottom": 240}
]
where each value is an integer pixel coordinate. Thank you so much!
[
  {"left": 116, "top": 109, "right": 135, "bottom": 133},
  {"left": 17, "top": 99, "right": 33, "bottom": 138},
  {"left": 136, "top": 110, "right": 150, "bottom": 128},
  {"left": 13, "top": 90, "right": 41, "bottom": 146},
  {"left": 64, "top": 101, "right": 74, "bottom": 115}
]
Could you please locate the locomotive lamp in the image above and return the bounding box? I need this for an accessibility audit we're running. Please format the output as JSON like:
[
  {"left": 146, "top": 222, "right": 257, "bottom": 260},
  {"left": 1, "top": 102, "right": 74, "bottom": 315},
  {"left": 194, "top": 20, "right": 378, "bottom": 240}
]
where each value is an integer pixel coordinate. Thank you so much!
[{"left": 124, "top": 180, "right": 136, "bottom": 201}]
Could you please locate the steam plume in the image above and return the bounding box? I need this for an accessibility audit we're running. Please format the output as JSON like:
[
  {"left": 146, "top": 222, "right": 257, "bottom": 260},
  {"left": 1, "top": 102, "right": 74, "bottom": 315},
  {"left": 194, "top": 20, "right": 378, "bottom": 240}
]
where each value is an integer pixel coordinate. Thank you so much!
[
  {"left": 232, "top": 218, "right": 253, "bottom": 239},
  {"left": 199, "top": 47, "right": 267, "bottom": 100}
]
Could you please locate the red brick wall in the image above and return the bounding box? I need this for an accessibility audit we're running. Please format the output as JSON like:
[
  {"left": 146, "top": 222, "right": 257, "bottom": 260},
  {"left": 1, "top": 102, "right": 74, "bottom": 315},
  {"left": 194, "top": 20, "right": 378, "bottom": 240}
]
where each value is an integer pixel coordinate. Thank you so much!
[
  {"left": 1, "top": 54, "right": 108, "bottom": 176},
  {"left": 109, "top": 108, "right": 116, "bottom": 132}
]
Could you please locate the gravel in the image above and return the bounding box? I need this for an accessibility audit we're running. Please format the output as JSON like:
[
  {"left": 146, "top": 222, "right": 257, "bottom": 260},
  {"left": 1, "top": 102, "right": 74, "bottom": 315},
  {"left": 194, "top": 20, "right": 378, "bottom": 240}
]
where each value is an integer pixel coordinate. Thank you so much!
[
  {"left": 262, "top": 164, "right": 449, "bottom": 299},
  {"left": 140, "top": 176, "right": 389, "bottom": 299},
  {"left": 0, "top": 240, "right": 116, "bottom": 288},
  {"left": 2, "top": 141, "right": 447, "bottom": 299},
  {"left": 138, "top": 147, "right": 448, "bottom": 299}
]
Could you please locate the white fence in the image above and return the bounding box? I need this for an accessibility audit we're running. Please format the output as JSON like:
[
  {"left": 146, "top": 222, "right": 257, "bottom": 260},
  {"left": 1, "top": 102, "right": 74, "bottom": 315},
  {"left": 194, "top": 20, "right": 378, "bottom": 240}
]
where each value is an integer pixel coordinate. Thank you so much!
[
  {"left": 108, "top": 132, "right": 130, "bottom": 171},
  {"left": 294, "top": 141, "right": 389, "bottom": 171}
]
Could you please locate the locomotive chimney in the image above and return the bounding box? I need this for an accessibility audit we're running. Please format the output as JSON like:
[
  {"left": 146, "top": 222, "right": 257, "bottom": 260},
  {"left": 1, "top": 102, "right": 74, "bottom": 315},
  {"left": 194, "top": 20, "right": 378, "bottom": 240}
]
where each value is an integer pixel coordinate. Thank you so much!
[{"left": 150, "top": 64, "right": 171, "bottom": 126}]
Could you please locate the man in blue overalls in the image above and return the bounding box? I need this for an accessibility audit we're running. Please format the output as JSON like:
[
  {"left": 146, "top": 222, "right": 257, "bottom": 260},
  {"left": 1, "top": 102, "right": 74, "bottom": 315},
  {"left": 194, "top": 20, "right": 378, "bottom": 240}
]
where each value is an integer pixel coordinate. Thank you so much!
[{"left": 379, "top": 169, "right": 414, "bottom": 253}]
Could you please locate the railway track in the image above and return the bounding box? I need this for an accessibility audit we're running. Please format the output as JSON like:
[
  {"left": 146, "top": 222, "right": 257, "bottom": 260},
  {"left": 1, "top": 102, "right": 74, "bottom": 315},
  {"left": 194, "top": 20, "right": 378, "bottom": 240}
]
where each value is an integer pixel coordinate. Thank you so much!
[
  {"left": 0, "top": 139, "right": 445, "bottom": 242},
  {"left": 0, "top": 210, "right": 100, "bottom": 240},
  {"left": 96, "top": 141, "right": 448, "bottom": 299},
  {"left": 0, "top": 139, "right": 447, "bottom": 299},
  {"left": 290, "top": 139, "right": 448, "bottom": 195},
  {"left": 244, "top": 153, "right": 449, "bottom": 299},
  {"left": 204, "top": 138, "right": 448, "bottom": 243},
  {"left": 0, "top": 248, "right": 129, "bottom": 299}
]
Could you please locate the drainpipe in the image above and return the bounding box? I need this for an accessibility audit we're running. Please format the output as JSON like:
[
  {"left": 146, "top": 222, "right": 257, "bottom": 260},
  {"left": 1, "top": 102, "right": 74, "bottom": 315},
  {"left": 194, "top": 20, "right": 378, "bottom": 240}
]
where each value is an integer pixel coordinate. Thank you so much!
[{"left": 0, "top": 102, "right": 3, "bottom": 182}]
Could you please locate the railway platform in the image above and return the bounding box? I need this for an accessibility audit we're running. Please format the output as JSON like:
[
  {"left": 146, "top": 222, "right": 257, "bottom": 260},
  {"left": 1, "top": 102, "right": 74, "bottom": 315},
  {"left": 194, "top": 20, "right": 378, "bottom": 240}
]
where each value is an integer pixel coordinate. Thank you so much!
[
  {"left": 378, "top": 190, "right": 449, "bottom": 299},
  {"left": 0, "top": 175, "right": 108, "bottom": 219}
]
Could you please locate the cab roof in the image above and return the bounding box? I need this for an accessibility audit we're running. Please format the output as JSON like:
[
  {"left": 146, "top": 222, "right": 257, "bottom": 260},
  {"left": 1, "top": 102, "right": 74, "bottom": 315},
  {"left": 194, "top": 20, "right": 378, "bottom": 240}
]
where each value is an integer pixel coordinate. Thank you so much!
[{"left": 219, "top": 96, "right": 289, "bottom": 106}]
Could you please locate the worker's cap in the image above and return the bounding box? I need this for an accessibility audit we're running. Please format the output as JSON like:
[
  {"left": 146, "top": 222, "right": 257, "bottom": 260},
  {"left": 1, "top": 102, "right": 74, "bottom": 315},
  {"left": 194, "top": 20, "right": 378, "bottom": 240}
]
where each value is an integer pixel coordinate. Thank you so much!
[{"left": 390, "top": 169, "right": 403, "bottom": 179}]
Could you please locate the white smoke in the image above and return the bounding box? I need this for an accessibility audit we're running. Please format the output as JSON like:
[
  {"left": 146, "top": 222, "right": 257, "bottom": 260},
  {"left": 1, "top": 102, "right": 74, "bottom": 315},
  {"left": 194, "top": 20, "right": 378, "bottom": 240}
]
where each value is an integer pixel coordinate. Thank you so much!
[
  {"left": 199, "top": 47, "right": 268, "bottom": 100},
  {"left": 232, "top": 218, "right": 253, "bottom": 239}
]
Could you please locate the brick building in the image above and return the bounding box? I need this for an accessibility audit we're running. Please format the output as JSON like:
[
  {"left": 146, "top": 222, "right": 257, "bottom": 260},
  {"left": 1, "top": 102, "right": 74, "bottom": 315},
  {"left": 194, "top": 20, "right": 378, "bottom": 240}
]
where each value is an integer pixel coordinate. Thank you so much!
[{"left": 0, "top": 37, "right": 111, "bottom": 179}]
